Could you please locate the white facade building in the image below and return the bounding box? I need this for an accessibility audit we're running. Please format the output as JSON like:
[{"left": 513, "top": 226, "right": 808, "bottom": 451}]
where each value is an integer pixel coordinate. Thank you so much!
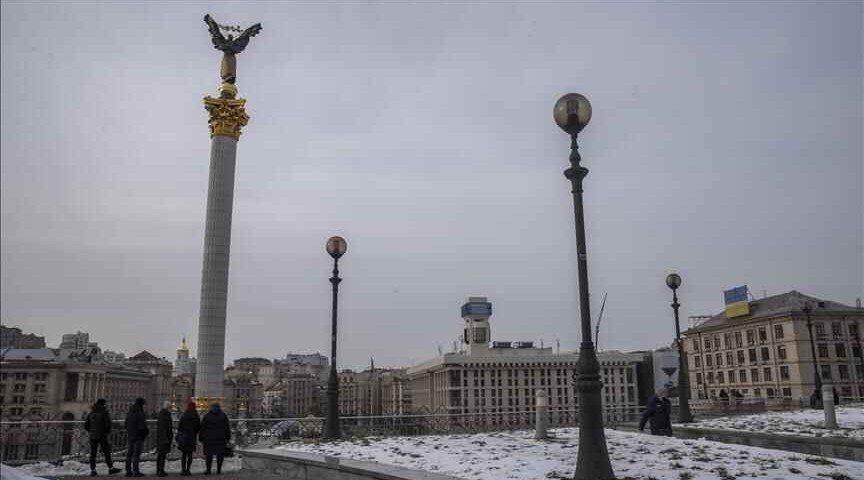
[{"left": 407, "top": 297, "right": 643, "bottom": 415}]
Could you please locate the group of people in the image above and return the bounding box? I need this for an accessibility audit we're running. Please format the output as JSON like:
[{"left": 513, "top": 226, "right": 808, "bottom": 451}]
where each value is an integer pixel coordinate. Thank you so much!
[{"left": 84, "top": 398, "right": 232, "bottom": 477}]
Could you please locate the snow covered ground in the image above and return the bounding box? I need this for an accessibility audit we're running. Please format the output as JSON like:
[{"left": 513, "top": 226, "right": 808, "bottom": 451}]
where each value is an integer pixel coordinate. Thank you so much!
[
  {"left": 1, "top": 465, "right": 47, "bottom": 480},
  {"left": 4, "top": 457, "right": 241, "bottom": 478},
  {"left": 686, "top": 405, "right": 864, "bottom": 439},
  {"left": 279, "top": 428, "right": 863, "bottom": 480}
]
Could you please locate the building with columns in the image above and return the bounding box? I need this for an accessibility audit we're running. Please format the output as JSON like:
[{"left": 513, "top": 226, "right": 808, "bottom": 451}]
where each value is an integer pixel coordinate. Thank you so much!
[
  {"left": 683, "top": 291, "right": 864, "bottom": 401},
  {"left": 407, "top": 297, "right": 643, "bottom": 416},
  {"left": 0, "top": 348, "right": 153, "bottom": 463}
]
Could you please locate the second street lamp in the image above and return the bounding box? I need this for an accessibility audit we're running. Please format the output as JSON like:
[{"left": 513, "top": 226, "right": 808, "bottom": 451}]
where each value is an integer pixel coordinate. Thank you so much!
[
  {"left": 665, "top": 273, "right": 693, "bottom": 423},
  {"left": 802, "top": 303, "right": 823, "bottom": 409},
  {"left": 553, "top": 93, "right": 615, "bottom": 480},
  {"left": 324, "top": 235, "right": 347, "bottom": 440}
]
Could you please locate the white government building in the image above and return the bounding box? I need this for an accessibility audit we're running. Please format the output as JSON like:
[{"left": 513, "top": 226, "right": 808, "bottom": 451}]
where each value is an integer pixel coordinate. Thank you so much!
[{"left": 407, "top": 297, "right": 643, "bottom": 415}]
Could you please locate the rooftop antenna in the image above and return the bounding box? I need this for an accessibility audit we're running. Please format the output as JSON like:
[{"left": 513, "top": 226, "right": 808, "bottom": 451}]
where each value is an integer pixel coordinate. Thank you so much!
[
  {"left": 437, "top": 345, "right": 443, "bottom": 356},
  {"left": 594, "top": 292, "right": 608, "bottom": 350},
  {"left": 762, "top": 289, "right": 767, "bottom": 299},
  {"left": 540, "top": 338, "right": 544, "bottom": 349},
  {"left": 556, "top": 338, "right": 560, "bottom": 355},
  {"left": 857, "top": 298, "right": 862, "bottom": 309},
  {"left": 688, "top": 315, "right": 713, "bottom": 329}
]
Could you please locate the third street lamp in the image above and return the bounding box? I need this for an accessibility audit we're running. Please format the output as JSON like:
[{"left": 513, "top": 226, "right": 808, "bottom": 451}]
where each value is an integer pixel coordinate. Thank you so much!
[{"left": 665, "top": 272, "right": 693, "bottom": 423}]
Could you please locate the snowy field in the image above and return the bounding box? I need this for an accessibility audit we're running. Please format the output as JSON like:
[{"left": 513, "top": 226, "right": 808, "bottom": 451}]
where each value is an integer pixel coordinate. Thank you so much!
[
  {"left": 686, "top": 405, "right": 864, "bottom": 439},
  {"left": 2, "top": 457, "right": 241, "bottom": 479},
  {"left": 279, "top": 428, "right": 863, "bottom": 480}
]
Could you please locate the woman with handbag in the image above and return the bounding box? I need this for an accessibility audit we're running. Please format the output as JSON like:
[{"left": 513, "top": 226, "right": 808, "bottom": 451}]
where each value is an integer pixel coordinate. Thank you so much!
[
  {"left": 156, "top": 401, "right": 174, "bottom": 477},
  {"left": 176, "top": 401, "right": 201, "bottom": 476}
]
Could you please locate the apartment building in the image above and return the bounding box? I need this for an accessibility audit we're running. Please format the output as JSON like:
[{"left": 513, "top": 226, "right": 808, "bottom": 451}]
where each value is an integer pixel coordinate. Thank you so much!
[{"left": 683, "top": 291, "right": 864, "bottom": 401}]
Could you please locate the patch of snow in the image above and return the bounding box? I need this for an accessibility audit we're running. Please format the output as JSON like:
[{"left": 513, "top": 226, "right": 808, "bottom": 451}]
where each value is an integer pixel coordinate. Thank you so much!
[
  {"left": 277, "top": 428, "right": 864, "bottom": 480},
  {"left": 10, "top": 457, "right": 241, "bottom": 478},
  {"left": 685, "top": 404, "right": 864, "bottom": 439},
  {"left": 1, "top": 465, "right": 48, "bottom": 480}
]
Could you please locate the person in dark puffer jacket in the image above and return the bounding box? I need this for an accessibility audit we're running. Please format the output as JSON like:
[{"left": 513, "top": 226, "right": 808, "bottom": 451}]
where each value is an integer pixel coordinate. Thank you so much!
[
  {"left": 199, "top": 403, "right": 231, "bottom": 475},
  {"left": 124, "top": 397, "right": 148, "bottom": 477},
  {"left": 85, "top": 398, "right": 122, "bottom": 476}
]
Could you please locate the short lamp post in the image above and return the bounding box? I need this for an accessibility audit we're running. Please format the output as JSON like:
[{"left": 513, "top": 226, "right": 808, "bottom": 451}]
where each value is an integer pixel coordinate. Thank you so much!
[
  {"left": 324, "top": 235, "right": 347, "bottom": 440},
  {"left": 553, "top": 93, "right": 615, "bottom": 480},
  {"left": 803, "top": 303, "right": 823, "bottom": 409},
  {"left": 665, "top": 273, "right": 693, "bottom": 423}
]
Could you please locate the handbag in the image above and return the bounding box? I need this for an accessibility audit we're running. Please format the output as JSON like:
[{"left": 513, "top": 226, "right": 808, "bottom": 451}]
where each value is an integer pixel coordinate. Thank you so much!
[
  {"left": 175, "top": 432, "right": 186, "bottom": 445},
  {"left": 224, "top": 445, "right": 234, "bottom": 458}
]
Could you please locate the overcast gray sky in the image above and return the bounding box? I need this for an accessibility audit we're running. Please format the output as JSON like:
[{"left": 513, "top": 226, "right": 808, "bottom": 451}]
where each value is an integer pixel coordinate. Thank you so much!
[{"left": 2, "top": 1, "right": 862, "bottom": 369}]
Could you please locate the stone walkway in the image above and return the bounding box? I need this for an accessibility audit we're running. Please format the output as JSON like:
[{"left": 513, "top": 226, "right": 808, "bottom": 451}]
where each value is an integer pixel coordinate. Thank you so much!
[{"left": 49, "top": 472, "right": 258, "bottom": 480}]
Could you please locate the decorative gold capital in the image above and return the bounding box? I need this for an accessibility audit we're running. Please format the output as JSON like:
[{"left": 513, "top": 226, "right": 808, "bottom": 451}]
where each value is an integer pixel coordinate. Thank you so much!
[{"left": 203, "top": 93, "right": 249, "bottom": 140}]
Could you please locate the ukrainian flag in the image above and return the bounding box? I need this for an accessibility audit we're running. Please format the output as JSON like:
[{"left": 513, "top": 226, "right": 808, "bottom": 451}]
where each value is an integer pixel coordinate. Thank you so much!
[{"left": 724, "top": 286, "right": 750, "bottom": 318}]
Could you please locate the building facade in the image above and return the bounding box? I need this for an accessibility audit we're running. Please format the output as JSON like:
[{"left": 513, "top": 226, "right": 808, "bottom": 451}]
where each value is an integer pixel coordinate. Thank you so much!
[
  {"left": 0, "top": 326, "right": 46, "bottom": 350},
  {"left": 683, "top": 291, "right": 864, "bottom": 401},
  {"left": 407, "top": 297, "right": 643, "bottom": 416},
  {"left": 59, "top": 332, "right": 97, "bottom": 351},
  {"left": 0, "top": 348, "right": 153, "bottom": 464}
]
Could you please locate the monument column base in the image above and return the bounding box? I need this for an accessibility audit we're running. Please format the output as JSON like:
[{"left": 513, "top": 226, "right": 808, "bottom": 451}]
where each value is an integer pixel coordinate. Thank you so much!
[{"left": 193, "top": 396, "right": 225, "bottom": 412}]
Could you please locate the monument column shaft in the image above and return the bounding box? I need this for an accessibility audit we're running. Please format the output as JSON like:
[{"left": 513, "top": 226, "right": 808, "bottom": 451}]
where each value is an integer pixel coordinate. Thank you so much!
[{"left": 195, "top": 134, "right": 238, "bottom": 402}]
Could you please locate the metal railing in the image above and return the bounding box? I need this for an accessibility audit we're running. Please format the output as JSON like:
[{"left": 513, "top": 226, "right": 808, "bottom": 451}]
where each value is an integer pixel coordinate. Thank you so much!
[
  {"left": 8, "top": 401, "right": 790, "bottom": 466},
  {"left": 0, "top": 406, "right": 648, "bottom": 466}
]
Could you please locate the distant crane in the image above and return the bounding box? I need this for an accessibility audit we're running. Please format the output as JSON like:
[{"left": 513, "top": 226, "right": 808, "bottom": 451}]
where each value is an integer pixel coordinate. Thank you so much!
[{"left": 593, "top": 292, "right": 608, "bottom": 350}]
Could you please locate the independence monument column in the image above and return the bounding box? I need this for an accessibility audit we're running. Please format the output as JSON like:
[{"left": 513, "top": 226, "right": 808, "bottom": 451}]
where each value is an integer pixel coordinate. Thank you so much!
[{"left": 193, "top": 15, "right": 261, "bottom": 409}]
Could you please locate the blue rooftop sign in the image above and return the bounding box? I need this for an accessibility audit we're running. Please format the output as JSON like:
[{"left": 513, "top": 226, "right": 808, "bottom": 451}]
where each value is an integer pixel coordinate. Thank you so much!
[{"left": 461, "top": 301, "right": 492, "bottom": 317}]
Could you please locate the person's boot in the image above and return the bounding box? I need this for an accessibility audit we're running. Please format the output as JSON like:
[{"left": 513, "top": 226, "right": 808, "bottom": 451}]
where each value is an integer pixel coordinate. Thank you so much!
[
  {"left": 90, "top": 471, "right": 98, "bottom": 477},
  {"left": 109, "top": 467, "right": 122, "bottom": 475}
]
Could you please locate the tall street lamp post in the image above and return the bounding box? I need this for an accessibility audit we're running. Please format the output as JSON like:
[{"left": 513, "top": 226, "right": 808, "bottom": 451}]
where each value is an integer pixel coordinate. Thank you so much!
[
  {"left": 802, "top": 303, "right": 823, "bottom": 409},
  {"left": 665, "top": 273, "right": 693, "bottom": 423},
  {"left": 553, "top": 93, "right": 615, "bottom": 480},
  {"left": 324, "top": 235, "right": 348, "bottom": 440}
]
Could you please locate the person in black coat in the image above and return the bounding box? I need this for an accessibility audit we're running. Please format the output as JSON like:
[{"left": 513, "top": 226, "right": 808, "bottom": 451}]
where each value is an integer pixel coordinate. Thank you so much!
[
  {"left": 199, "top": 403, "right": 231, "bottom": 475},
  {"left": 124, "top": 397, "right": 148, "bottom": 477},
  {"left": 177, "top": 401, "right": 201, "bottom": 476},
  {"left": 155, "top": 401, "right": 173, "bottom": 477},
  {"left": 84, "top": 398, "right": 122, "bottom": 476},
  {"left": 639, "top": 389, "right": 673, "bottom": 436}
]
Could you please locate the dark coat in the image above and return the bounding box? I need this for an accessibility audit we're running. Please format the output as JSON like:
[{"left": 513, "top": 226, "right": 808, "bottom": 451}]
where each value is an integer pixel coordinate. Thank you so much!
[
  {"left": 125, "top": 402, "right": 149, "bottom": 442},
  {"left": 639, "top": 395, "right": 672, "bottom": 436},
  {"left": 84, "top": 404, "right": 112, "bottom": 440},
  {"left": 156, "top": 408, "right": 173, "bottom": 453},
  {"left": 177, "top": 410, "right": 201, "bottom": 453},
  {"left": 199, "top": 406, "right": 231, "bottom": 456}
]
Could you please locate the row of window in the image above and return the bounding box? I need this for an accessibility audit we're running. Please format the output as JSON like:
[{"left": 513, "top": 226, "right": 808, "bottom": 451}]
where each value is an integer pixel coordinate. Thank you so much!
[
  {"left": 693, "top": 343, "right": 862, "bottom": 369},
  {"left": 692, "top": 322, "right": 861, "bottom": 353},
  {"left": 695, "top": 363, "right": 864, "bottom": 385},
  {"left": 0, "top": 373, "right": 49, "bottom": 381},
  {"left": 0, "top": 383, "right": 47, "bottom": 393}
]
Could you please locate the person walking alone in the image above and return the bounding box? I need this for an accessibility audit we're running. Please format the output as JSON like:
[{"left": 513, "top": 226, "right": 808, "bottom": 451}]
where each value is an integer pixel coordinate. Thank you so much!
[
  {"left": 639, "top": 388, "right": 673, "bottom": 436},
  {"left": 84, "top": 399, "right": 122, "bottom": 476},
  {"left": 124, "top": 398, "right": 148, "bottom": 477},
  {"left": 199, "top": 403, "right": 231, "bottom": 475},
  {"left": 156, "top": 401, "right": 173, "bottom": 477},
  {"left": 176, "top": 401, "right": 201, "bottom": 476}
]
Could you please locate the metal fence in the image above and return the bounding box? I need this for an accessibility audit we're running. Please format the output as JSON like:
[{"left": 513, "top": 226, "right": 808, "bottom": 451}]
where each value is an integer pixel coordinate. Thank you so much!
[
  {"left": 1, "top": 406, "right": 649, "bottom": 466},
  {"left": 2, "top": 401, "right": 788, "bottom": 466}
]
